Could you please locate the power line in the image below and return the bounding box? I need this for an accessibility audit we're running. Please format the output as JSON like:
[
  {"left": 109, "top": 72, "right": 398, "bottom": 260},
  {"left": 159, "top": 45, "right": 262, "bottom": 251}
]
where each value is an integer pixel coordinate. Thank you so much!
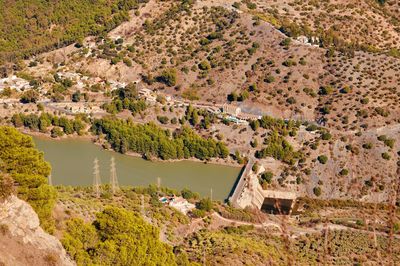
[
  {"left": 93, "top": 158, "right": 101, "bottom": 198},
  {"left": 110, "top": 157, "right": 119, "bottom": 195}
]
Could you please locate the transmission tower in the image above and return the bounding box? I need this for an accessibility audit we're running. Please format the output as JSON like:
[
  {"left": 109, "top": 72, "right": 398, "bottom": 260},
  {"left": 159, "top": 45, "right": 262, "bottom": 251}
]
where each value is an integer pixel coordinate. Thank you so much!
[
  {"left": 141, "top": 194, "right": 145, "bottom": 217},
  {"left": 110, "top": 157, "right": 119, "bottom": 194},
  {"left": 93, "top": 158, "right": 101, "bottom": 198},
  {"left": 157, "top": 177, "right": 161, "bottom": 188},
  {"left": 48, "top": 174, "right": 52, "bottom": 186},
  {"left": 157, "top": 177, "right": 161, "bottom": 194}
]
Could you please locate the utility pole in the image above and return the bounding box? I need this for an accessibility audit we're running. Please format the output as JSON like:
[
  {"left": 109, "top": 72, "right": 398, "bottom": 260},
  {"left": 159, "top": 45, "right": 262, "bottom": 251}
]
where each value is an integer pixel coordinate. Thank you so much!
[
  {"left": 141, "top": 194, "right": 145, "bottom": 217},
  {"left": 210, "top": 188, "right": 213, "bottom": 201},
  {"left": 157, "top": 177, "right": 161, "bottom": 194},
  {"left": 48, "top": 174, "right": 52, "bottom": 186},
  {"left": 93, "top": 158, "right": 101, "bottom": 198},
  {"left": 110, "top": 157, "right": 119, "bottom": 195}
]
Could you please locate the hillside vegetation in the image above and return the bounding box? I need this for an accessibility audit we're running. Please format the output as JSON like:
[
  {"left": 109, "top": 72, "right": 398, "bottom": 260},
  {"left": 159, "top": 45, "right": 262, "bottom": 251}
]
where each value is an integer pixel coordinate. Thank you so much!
[
  {"left": 92, "top": 117, "right": 229, "bottom": 160},
  {"left": 0, "top": 0, "right": 141, "bottom": 61},
  {"left": 0, "top": 126, "right": 56, "bottom": 232},
  {"left": 62, "top": 207, "right": 177, "bottom": 265}
]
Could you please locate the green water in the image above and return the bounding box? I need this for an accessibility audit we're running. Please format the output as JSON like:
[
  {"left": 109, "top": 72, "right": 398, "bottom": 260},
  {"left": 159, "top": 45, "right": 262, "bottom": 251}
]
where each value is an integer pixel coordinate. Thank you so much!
[{"left": 32, "top": 136, "right": 241, "bottom": 200}]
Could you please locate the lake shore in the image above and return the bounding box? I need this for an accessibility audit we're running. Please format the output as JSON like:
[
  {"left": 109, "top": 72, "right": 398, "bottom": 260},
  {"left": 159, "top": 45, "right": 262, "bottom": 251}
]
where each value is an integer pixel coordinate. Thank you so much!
[
  {"left": 23, "top": 129, "right": 242, "bottom": 168},
  {"left": 32, "top": 135, "right": 241, "bottom": 200}
]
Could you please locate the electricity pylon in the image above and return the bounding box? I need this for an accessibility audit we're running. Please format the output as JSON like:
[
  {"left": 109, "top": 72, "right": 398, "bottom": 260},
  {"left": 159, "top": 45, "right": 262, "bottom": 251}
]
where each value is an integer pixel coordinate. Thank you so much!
[
  {"left": 110, "top": 157, "right": 119, "bottom": 195},
  {"left": 157, "top": 177, "right": 161, "bottom": 192},
  {"left": 93, "top": 158, "right": 101, "bottom": 198}
]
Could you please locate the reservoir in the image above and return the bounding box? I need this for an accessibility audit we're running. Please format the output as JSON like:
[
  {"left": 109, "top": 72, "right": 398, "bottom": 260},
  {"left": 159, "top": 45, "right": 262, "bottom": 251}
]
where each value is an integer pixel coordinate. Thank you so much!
[{"left": 32, "top": 136, "right": 241, "bottom": 200}]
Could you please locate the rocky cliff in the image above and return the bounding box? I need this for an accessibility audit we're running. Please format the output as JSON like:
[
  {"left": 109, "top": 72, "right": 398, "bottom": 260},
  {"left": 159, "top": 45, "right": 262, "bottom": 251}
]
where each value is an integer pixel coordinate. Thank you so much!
[{"left": 0, "top": 196, "right": 74, "bottom": 266}]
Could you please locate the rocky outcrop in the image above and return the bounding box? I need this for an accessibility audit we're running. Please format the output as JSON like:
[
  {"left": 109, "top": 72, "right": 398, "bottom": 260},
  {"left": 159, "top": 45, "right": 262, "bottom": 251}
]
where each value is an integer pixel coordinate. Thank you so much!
[{"left": 0, "top": 196, "right": 75, "bottom": 266}]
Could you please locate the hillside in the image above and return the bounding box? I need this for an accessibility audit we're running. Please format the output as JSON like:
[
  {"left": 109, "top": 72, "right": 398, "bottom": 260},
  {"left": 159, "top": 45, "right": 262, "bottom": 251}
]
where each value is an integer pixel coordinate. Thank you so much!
[
  {"left": 0, "top": 196, "right": 74, "bottom": 266},
  {"left": 254, "top": 0, "right": 400, "bottom": 53},
  {"left": 0, "top": 126, "right": 398, "bottom": 265},
  {"left": 0, "top": 0, "right": 141, "bottom": 61},
  {"left": 0, "top": 1, "right": 400, "bottom": 264},
  {"left": 9, "top": 0, "right": 399, "bottom": 203}
]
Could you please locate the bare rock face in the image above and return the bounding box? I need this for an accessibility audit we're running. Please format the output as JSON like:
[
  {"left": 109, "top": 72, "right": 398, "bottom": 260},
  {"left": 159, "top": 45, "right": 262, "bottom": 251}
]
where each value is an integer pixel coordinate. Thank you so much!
[{"left": 0, "top": 196, "right": 75, "bottom": 266}]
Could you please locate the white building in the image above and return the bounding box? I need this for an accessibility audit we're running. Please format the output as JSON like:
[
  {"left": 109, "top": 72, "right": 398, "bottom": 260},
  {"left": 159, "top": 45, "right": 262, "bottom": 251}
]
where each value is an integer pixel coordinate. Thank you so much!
[
  {"left": 222, "top": 104, "right": 241, "bottom": 116},
  {"left": 0, "top": 75, "right": 31, "bottom": 92},
  {"left": 108, "top": 80, "right": 126, "bottom": 91},
  {"left": 169, "top": 197, "right": 196, "bottom": 215},
  {"left": 57, "top": 72, "right": 81, "bottom": 81},
  {"left": 296, "top": 36, "right": 310, "bottom": 45}
]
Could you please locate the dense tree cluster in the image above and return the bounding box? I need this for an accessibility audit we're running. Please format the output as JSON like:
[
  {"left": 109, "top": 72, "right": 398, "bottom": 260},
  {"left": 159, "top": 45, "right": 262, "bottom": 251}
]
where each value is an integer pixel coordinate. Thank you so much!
[
  {"left": 102, "top": 83, "right": 147, "bottom": 115},
  {"left": 12, "top": 113, "right": 87, "bottom": 136},
  {"left": 157, "top": 68, "right": 177, "bottom": 87},
  {"left": 0, "top": 0, "right": 140, "bottom": 61},
  {"left": 250, "top": 115, "right": 300, "bottom": 136},
  {"left": 255, "top": 131, "right": 301, "bottom": 164},
  {"left": 0, "top": 126, "right": 56, "bottom": 232},
  {"left": 92, "top": 118, "right": 229, "bottom": 160},
  {"left": 62, "top": 206, "right": 177, "bottom": 265},
  {"left": 184, "top": 105, "right": 216, "bottom": 129}
]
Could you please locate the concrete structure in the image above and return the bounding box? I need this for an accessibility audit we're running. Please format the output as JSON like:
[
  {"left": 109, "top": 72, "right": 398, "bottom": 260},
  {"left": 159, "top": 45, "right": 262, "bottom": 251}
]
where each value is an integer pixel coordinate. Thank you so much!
[
  {"left": 229, "top": 157, "right": 255, "bottom": 208},
  {"left": 56, "top": 72, "right": 81, "bottom": 81},
  {"left": 296, "top": 36, "right": 309, "bottom": 44},
  {"left": 225, "top": 115, "right": 248, "bottom": 125},
  {"left": 0, "top": 75, "right": 31, "bottom": 92},
  {"left": 139, "top": 88, "right": 157, "bottom": 103},
  {"left": 108, "top": 80, "right": 126, "bottom": 90},
  {"left": 159, "top": 196, "right": 195, "bottom": 215},
  {"left": 229, "top": 158, "right": 296, "bottom": 215},
  {"left": 222, "top": 104, "right": 241, "bottom": 116},
  {"left": 169, "top": 197, "right": 196, "bottom": 215}
]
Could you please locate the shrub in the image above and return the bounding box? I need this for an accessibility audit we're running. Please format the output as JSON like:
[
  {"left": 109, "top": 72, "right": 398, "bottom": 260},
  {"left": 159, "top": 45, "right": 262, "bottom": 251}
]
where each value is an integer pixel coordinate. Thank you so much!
[
  {"left": 181, "top": 188, "right": 199, "bottom": 200},
  {"left": 20, "top": 89, "right": 39, "bottom": 103},
  {"left": 51, "top": 127, "right": 64, "bottom": 138},
  {"left": 158, "top": 68, "right": 177, "bottom": 87},
  {"left": 339, "top": 169, "right": 349, "bottom": 176},
  {"left": 321, "top": 132, "right": 332, "bottom": 140},
  {"left": 157, "top": 116, "right": 169, "bottom": 124},
  {"left": 252, "top": 163, "right": 259, "bottom": 173},
  {"left": 197, "top": 198, "right": 213, "bottom": 212},
  {"left": 362, "top": 143, "right": 373, "bottom": 149},
  {"left": 313, "top": 187, "right": 322, "bottom": 197},
  {"left": 319, "top": 86, "right": 333, "bottom": 95},
  {"left": 384, "top": 139, "right": 395, "bottom": 149},
  {"left": 306, "top": 124, "right": 318, "bottom": 132},
  {"left": 191, "top": 209, "right": 206, "bottom": 218},
  {"left": 286, "top": 97, "right": 296, "bottom": 104},
  {"left": 340, "top": 86, "right": 351, "bottom": 94},
  {"left": 264, "top": 75, "right": 275, "bottom": 83},
  {"left": 381, "top": 153, "right": 390, "bottom": 160},
  {"left": 260, "top": 171, "right": 273, "bottom": 184},
  {"left": 198, "top": 60, "right": 211, "bottom": 71},
  {"left": 317, "top": 155, "right": 328, "bottom": 164},
  {"left": 280, "top": 38, "right": 291, "bottom": 47}
]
